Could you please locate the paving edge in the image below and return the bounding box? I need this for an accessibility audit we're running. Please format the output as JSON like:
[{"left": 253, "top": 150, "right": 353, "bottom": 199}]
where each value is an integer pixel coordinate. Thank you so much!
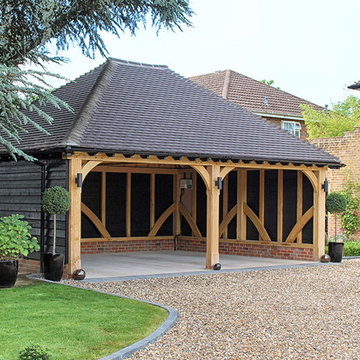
[{"left": 26, "top": 274, "right": 178, "bottom": 360}]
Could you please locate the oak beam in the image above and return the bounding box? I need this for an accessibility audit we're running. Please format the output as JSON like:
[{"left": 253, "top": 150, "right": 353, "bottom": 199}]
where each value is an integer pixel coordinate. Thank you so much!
[
  {"left": 285, "top": 206, "right": 314, "bottom": 243},
  {"left": 244, "top": 203, "right": 271, "bottom": 242},
  {"left": 222, "top": 175, "right": 229, "bottom": 238},
  {"left": 67, "top": 152, "right": 323, "bottom": 171},
  {"left": 237, "top": 169, "right": 247, "bottom": 240}
]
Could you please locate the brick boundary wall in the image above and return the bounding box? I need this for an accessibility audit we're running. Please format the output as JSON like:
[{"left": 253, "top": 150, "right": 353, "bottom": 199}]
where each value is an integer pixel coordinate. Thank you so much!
[
  {"left": 310, "top": 127, "right": 360, "bottom": 239},
  {"left": 81, "top": 239, "right": 174, "bottom": 254},
  {"left": 177, "top": 239, "right": 314, "bottom": 261}
]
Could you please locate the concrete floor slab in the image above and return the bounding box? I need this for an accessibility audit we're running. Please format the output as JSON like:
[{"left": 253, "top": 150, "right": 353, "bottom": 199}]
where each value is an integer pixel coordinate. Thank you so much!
[{"left": 81, "top": 251, "right": 315, "bottom": 281}]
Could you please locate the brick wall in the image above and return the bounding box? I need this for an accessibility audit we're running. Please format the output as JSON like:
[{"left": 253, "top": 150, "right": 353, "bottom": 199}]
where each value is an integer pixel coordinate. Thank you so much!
[
  {"left": 81, "top": 239, "right": 174, "bottom": 254},
  {"left": 310, "top": 127, "right": 360, "bottom": 239},
  {"left": 177, "top": 238, "right": 314, "bottom": 261}
]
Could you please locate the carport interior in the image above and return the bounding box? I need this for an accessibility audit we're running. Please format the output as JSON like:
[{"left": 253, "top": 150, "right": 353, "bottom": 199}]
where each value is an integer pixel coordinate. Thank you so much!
[{"left": 79, "top": 161, "right": 319, "bottom": 271}]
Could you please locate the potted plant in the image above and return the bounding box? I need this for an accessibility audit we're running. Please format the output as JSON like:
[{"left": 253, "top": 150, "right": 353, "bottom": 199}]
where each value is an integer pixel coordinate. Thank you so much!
[
  {"left": 326, "top": 192, "right": 347, "bottom": 262},
  {"left": 42, "top": 186, "right": 70, "bottom": 281},
  {"left": 0, "top": 214, "right": 39, "bottom": 288}
]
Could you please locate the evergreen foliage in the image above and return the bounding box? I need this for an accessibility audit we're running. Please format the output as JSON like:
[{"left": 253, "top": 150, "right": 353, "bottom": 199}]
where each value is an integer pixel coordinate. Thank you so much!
[
  {"left": 42, "top": 186, "right": 70, "bottom": 215},
  {"left": 326, "top": 192, "right": 347, "bottom": 214},
  {"left": 0, "top": 0, "right": 193, "bottom": 160},
  {"left": 42, "top": 186, "right": 70, "bottom": 254},
  {"left": 18, "top": 345, "right": 49, "bottom": 360},
  {"left": 301, "top": 96, "right": 360, "bottom": 138}
]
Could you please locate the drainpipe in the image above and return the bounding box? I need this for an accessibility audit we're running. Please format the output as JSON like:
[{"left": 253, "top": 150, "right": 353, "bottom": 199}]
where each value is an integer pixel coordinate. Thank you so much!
[{"left": 34, "top": 160, "right": 46, "bottom": 273}]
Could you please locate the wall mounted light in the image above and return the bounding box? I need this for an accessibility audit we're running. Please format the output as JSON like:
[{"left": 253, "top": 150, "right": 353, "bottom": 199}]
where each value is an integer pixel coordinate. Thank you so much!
[
  {"left": 321, "top": 178, "right": 329, "bottom": 194},
  {"left": 75, "top": 173, "right": 83, "bottom": 188},
  {"left": 215, "top": 177, "right": 222, "bottom": 190}
]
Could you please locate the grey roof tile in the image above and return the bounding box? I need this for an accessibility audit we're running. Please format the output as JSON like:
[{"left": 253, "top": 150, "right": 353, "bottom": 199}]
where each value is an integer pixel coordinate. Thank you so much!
[{"left": 8, "top": 58, "right": 341, "bottom": 167}]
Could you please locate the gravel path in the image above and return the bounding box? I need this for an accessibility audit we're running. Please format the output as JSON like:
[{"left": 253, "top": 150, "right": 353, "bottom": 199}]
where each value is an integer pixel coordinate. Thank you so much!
[{"left": 65, "top": 260, "right": 360, "bottom": 359}]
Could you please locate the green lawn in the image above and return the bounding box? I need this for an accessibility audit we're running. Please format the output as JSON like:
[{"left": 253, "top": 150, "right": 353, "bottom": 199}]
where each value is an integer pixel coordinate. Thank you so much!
[{"left": 0, "top": 282, "right": 168, "bottom": 360}]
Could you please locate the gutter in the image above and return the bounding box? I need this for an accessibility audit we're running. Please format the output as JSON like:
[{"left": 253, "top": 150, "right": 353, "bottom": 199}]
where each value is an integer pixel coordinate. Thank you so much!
[
  {"left": 254, "top": 112, "right": 305, "bottom": 121},
  {"left": 33, "top": 160, "right": 46, "bottom": 273}
]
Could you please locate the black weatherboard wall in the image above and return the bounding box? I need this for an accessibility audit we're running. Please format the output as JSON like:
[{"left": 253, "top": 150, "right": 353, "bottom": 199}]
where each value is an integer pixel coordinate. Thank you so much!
[{"left": 0, "top": 158, "right": 69, "bottom": 259}]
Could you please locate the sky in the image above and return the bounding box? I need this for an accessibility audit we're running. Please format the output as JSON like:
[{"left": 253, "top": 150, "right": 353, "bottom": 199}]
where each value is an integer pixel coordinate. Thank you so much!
[{"left": 47, "top": 0, "right": 360, "bottom": 108}]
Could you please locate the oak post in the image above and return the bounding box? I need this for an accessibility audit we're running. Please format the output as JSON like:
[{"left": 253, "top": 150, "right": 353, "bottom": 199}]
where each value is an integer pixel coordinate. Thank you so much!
[
  {"left": 206, "top": 165, "right": 221, "bottom": 268},
  {"left": 313, "top": 169, "right": 326, "bottom": 260},
  {"left": 68, "top": 158, "right": 82, "bottom": 275}
]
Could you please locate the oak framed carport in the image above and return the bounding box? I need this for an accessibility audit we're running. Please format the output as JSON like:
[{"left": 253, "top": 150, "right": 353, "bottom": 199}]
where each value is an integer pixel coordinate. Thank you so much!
[
  {"left": 4, "top": 58, "right": 342, "bottom": 277},
  {"left": 66, "top": 152, "right": 326, "bottom": 275}
]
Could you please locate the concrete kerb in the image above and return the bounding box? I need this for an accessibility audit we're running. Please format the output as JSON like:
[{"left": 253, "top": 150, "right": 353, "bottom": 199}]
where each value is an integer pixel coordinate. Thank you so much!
[
  {"left": 80, "top": 261, "right": 331, "bottom": 283},
  {"left": 27, "top": 274, "right": 178, "bottom": 360}
]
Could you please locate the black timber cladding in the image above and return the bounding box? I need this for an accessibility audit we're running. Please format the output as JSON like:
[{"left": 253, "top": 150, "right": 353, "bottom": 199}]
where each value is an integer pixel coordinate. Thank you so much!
[
  {"left": 6, "top": 58, "right": 342, "bottom": 168},
  {"left": 0, "top": 158, "right": 69, "bottom": 260}
]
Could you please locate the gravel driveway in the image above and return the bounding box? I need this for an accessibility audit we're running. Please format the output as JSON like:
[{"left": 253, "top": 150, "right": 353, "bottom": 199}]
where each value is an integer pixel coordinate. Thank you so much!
[{"left": 66, "top": 260, "right": 360, "bottom": 359}]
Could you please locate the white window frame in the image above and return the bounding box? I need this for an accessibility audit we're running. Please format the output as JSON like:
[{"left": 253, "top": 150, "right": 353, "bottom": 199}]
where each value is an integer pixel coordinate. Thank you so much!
[{"left": 281, "top": 121, "right": 301, "bottom": 138}]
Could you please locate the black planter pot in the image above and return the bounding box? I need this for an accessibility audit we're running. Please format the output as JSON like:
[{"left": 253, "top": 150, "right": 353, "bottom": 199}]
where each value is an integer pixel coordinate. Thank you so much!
[
  {"left": 43, "top": 253, "right": 64, "bottom": 281},
  {"left": 0, "top": 260, "right": 18, "bottom": 288},
  {"left": 328, "top": 242, "right": 344, "bottom": 263}
]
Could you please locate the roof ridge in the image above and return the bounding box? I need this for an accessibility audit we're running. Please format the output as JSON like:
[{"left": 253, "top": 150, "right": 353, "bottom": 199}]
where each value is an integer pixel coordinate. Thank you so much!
[
  {"left": 108, "top": 57, "right": 168, "bottom": 70},
  {"left": 61, "top": 59, "right": 114, "bottom": 146},
  {"left": 228, "top": 70, "right": 323, "bottom": 109}
]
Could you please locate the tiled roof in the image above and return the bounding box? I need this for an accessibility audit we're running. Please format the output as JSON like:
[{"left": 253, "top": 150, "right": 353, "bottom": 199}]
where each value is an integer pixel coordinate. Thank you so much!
[
  {"left": 190, "top": 70, "right": 324, "bottom": 118},
  {"left": 8, "top": 58, "right": 341, "bottom": 167}
]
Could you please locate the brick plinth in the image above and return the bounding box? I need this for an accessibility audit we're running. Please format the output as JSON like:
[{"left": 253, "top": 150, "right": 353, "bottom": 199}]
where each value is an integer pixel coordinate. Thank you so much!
[
  {"left": 177, "top": 238, "right": 314, "bottom": 261},
  {"left": 19, "top": 259, "right": 41, "bottom": 274},
  {"left": 81, "top": 239, "right": 174, "bottom": 254}
]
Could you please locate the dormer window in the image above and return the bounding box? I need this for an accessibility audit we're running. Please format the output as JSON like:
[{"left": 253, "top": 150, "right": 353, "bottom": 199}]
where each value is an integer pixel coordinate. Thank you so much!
[{"left": 281, "top": 121, "right": 301, "bottom": 138}]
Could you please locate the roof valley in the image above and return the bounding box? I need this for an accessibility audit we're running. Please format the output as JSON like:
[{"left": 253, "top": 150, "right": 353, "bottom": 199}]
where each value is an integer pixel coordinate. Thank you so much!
[{"left": 61, "top": 60, "right": 116, "bottom": 147}]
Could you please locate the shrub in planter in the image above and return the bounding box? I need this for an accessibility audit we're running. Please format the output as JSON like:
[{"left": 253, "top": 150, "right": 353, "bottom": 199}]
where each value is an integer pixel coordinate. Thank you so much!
[
  {"left": 42, "top": 186, "right": 70, "bottom": 281},
  {"left": 0, "top": 214, "right": 39, "bottom": 288},
  {"left": 18, "top": 345, "right": 49, "bottom": 360},
  {"left": 326, "top": 192, "right": 347, "bottom": 262}
]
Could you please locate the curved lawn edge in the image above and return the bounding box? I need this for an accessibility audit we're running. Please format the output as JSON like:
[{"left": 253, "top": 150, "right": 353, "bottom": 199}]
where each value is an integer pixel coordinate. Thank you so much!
[{"left": 27, "top": 274, "right": 178, "bottom": 360}]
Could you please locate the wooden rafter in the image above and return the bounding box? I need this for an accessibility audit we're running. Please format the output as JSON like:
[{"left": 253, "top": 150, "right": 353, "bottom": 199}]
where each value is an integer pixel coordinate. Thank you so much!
[
  {"left": 81, "top": 202, "right": 111, "bottom": 239},
  {"left": 244, "top": 203, "right": 271, "bottom": 242},
  {"left": 285, "top": 206, "right": 314, "bottom": 243},
  {"left": 126, "top": 173, "right": 131, "bottom": 237}
]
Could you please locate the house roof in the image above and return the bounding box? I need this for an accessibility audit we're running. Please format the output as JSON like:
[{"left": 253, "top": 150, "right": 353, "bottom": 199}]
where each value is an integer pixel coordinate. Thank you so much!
[
  {"left": 189, "top": 70, "right": 324, "bottom": 119},
  {"left": 7, "top": 58, "right": 341, "bottom": 167}
]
